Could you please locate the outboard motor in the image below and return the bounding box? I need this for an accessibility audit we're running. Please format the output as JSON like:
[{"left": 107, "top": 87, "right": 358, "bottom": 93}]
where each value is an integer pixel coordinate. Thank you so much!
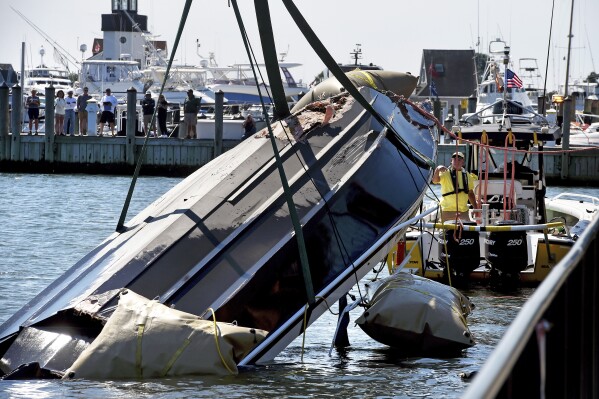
[
  {"left": 486, "top": 220, "right": 528, "bottom": 289},
  {"left": 439, "top": 221, "right": 479, "bottom": 287}
]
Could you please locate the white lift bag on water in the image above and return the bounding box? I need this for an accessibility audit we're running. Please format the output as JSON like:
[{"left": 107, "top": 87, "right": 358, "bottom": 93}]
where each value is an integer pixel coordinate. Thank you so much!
[{"left": 64, "top": 290, "right": 268, "bottom": 379}]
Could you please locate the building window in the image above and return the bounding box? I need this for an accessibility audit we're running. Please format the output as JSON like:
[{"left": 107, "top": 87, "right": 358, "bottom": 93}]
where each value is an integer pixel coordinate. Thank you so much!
[
  {"left": 130, "top": 0, "right": 137, "bottom": 11},
  {"left": 434, "top": 64, "right": 445, "bottom": 76}
]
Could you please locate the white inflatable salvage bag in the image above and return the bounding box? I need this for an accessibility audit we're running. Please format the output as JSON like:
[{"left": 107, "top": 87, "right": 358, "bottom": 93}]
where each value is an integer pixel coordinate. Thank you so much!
[{"left": 63, "top": 290, "right": 267, "bottom": 379}]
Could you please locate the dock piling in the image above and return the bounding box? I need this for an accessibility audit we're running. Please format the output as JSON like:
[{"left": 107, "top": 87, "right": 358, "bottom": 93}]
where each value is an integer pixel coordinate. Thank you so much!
[
  {"left": 0, "top": 83, "right": 9, "bottom": 161},
  {"left": 214, "top": 90, "right": 224, "bottom": 157},
  {"left": 10, "top": 85, "right": 22, "bottom": 161},
  {"left": 44, "top": 85, "right": 55, "bottom": 162},
  {"left": 126, "top": 88, "right": 137, "bottom": 165}
]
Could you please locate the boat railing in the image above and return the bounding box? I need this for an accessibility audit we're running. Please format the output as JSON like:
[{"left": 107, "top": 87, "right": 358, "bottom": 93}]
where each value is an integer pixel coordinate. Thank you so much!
[
  {"left": 462, "top": 98, "right": 549, "bottom": 126},
  {"left": 462, "top": 214, "right": 599, "bottom": 398},
  {"left": 550, "top": 192, "right": 599, "bottom": 207}
]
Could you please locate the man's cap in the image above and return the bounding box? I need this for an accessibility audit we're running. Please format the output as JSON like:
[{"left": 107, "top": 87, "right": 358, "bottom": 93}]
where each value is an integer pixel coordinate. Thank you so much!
[
  {"left": 452, "top": 151, "right": 465, "bottom": 159},
  {"left": 83, "top": 87, "right": 88, "bottom": 90},
  {"left": 187, "top": 89, "right": 193, "bottom": 94},
  {"left": 146, "top": 91, "right": 152, "bottom": 95},
  {"left": 105, "top": 88, "right": 111, "bottom": 92},
  {"left": 67, "top": 89, "right": 73, "bottom": 93}
]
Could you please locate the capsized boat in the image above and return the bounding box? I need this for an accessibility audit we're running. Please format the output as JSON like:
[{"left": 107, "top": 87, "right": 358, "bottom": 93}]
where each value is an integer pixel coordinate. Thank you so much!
[
  {"left": 356, "top": 272, "right": 474, "bottom": 355},
  {"left": 0, "top": 81, "right": 438, "bottom": 377}
]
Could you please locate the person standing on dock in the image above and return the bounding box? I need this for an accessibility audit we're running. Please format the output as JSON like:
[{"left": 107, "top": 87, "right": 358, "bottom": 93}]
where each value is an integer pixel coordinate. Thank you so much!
[
  {"left": 99, "top": 88, "right": 118, "bottom": 137},
  {"left": 157, "top": 94, "right": 168, "bottom": 137},
  {"left": 432, "top": 151, "right": 480, "bottom": 221},
  {"left": 77, "top": 87, "right": 92, "bottom": 135},
  {"left": 25, "top": 89, "right": 41, "bottom": 135},
  {"left": 54, "top": 90, "right": 66, "bottom": 135},
  {"left": 241, "top": 114, "right": 256, "bottom": 140},
  {"left": 183, "top": 89, "right": 201, "bottom": 139},
  {"left": 65, "top": 90, "right": 77, "bottom": 136},
  {"left": 141, "top": 91, "right": 156, "bottom": 137}
]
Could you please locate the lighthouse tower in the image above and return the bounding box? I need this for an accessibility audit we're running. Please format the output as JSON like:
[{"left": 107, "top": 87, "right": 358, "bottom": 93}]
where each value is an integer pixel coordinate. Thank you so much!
[{"left": 100, "top": 0, "right": 148, "bottom": 65}]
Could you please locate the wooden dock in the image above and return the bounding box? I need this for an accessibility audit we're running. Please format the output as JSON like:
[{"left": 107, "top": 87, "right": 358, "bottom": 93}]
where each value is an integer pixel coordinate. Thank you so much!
[
  {"left": 1, "top": 134, "right": 598, "bottom": 183},
  {"left": 0, "top": 134, "right": 239, "bottom": 176},
  {"left": 2, "top": 84, "right": 598, "bottom": 182}
]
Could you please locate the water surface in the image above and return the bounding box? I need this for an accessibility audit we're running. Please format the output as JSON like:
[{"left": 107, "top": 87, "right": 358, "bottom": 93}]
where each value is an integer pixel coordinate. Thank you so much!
[{"left": 0, "top": 174, "right": 595, "bottom": 398}]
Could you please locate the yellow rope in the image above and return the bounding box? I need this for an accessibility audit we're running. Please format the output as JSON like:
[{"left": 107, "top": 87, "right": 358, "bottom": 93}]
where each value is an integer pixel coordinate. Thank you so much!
[
  {"left": 442, "top": 229, "right": 453, "bottom": 287},
  {"left": 207, "top": 307, "right": 236, "bottom": 375}
]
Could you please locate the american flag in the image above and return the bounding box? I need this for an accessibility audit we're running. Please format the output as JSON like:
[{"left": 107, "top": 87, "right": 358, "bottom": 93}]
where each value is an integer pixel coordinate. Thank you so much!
[{"left": 506, "top": 69, "right": 523, "bottom": 88}]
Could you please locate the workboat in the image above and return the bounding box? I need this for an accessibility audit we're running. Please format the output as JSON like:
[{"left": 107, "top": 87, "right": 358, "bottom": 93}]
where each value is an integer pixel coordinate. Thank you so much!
[
  {"left": 0, "top": 76, "right": 438, "bottom": 377},
  {"left": 356, "top": 271, "right": 474, "bottom": 355},
  {"left": 462, "top": 39, "right": 535, "bottom": 124},
  {"left": 397, "top": 96, "right": 599, "bottom": 288}
]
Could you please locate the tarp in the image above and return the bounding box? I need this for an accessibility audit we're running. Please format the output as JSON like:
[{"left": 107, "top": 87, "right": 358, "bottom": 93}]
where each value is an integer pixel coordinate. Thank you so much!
[{"left": 64, "top": 290, "right": 267, "bottom": 379}]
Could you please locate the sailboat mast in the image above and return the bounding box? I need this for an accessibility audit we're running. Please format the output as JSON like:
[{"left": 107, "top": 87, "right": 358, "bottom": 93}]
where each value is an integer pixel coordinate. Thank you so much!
[{"left": 563, "top": 0, "right": 575, "bottom": 97}]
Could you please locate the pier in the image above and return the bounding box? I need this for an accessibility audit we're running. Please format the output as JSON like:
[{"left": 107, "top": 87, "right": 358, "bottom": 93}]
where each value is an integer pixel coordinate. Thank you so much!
[
  {"left": 0, "top": 84, "right": 243, "bottom": 176},
  {"left": 1, "top": 83, "right": 598, "bottom": 182}
]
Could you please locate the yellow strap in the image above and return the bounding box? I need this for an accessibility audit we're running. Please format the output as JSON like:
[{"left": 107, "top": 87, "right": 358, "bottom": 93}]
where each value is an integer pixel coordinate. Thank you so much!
[
  {"left": 533, "top": 132, "right": 538, "bottom": 145},
  {"left": 355, "top": 71, "right": 377, "bottom": 90},
  {"left": 136, "top": 324, "right": 145, "bottom": 379},
  {"left": 161, "top": 337, "right": 191, "bottom": 377},
  {"left": 507, "top": 129, "right": 514, "bottom": 144}
]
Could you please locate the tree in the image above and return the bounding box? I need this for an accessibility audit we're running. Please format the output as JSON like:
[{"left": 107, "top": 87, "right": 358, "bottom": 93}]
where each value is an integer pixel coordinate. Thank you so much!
[{"left": 584, "top": 71, "right": 598, "bottom": 84}]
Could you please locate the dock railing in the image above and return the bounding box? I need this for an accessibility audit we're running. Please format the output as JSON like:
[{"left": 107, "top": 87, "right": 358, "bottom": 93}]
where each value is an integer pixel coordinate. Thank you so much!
[{"left": 463, "top": 216, "right": 598, "bottom": 398}]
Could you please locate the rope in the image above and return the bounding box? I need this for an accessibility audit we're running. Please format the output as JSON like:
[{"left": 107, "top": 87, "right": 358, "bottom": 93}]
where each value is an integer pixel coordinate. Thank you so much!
[
  {"left": 207, "top": 307, "right": 236, "bottom": 375},
  {"left": 231, "top": 0, "right": 315, "bottom": 306},
  {"left": 477, "top": 131, "right": 490, "bottom": 206},
  {"left": 115, "top": 0, "right": 194, "bottom": 232},
  {"left": 502, "top": 131, "right": 517, "bottom": 216},
  {"left": 442, "top": 228, "right": 453, "bottom": 287},
  {"left": 442, "top": 124, "right": 599, "bottom": 155},
  {"left": 281, "top": 0, "right": 433, "bottom": 170}
]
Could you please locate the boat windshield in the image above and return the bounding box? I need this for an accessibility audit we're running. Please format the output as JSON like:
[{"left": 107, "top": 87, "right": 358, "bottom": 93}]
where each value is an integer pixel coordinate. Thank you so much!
[
  {"left": 82, "top": 62, "right": 142, "bottom": 83},
  {"left": 29, "top": 69, "right": 70, "bottom": 79}
]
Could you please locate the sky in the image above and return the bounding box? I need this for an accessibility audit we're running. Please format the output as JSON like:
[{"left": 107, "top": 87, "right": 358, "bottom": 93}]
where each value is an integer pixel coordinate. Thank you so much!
[{"left": 1, "top": 0, "right": 597, "bottom": 92}]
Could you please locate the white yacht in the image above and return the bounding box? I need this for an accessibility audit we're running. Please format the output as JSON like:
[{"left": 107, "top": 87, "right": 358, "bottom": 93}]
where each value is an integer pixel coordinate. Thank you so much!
[
  {"left": 199, "top": 50, "right": 307, "bottom": 105},
  {"left": 80, "top": 58, "right": 145, "bottom": 99},
  {"left": 472, "top": 39, "right": 535, "bottom": 122},
  {"left": 21, "top": 47, "right": 74, "bottom": 94}
]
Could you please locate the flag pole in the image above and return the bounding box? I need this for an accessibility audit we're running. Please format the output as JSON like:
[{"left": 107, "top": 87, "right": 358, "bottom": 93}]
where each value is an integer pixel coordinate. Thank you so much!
[{"left": 502, "top": 44, "right": 510, "bottom": 118}]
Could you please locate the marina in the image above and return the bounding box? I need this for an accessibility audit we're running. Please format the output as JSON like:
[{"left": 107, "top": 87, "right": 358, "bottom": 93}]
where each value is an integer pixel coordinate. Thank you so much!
[{"left": 0, "top": 0, "right": 598, "bottom": 397}]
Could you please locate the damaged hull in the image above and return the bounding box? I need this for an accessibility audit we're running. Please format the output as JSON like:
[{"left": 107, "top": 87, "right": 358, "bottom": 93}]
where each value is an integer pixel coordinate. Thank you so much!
[{"left": 0, "top": 87, "right": 437, "bottom": 375}]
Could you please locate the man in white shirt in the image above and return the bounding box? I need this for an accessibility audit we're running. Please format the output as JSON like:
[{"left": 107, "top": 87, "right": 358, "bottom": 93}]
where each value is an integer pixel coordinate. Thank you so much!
[
  {"left": 65, "top": 90, "right": 77, "bottom": 136},
  {"left": 99, "top": 88, "right": 118, "bottom": 136}
]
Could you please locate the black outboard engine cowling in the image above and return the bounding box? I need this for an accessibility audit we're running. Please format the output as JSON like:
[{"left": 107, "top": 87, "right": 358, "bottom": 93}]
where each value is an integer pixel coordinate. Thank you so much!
[
  {"left": 439, "top": 221, "right": 479, "bottom": 286},
  {"left": 486, "top": 220, "right": 528, "bottom": 288}
]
